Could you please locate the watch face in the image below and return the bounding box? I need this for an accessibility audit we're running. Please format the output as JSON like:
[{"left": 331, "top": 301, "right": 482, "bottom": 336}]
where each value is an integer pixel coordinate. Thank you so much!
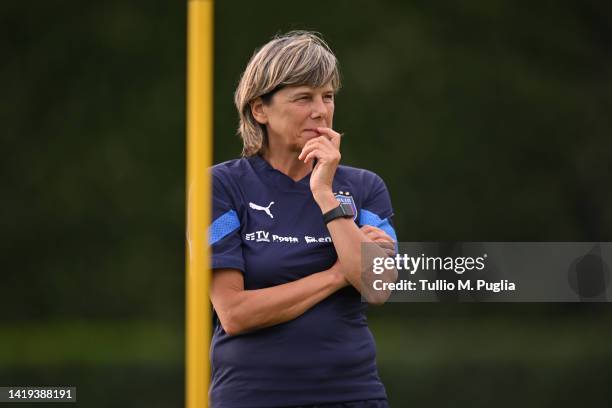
[
  {"left": 340, "top": 203, "right": 355, "bottom": 218},
  {"left": 334, "top": 192, "right": 358, "bottom": 221}
]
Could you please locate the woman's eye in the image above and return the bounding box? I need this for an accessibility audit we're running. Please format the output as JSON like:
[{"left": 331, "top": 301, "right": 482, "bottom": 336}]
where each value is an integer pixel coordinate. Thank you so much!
[{"left": 324, "top": 95, "right": 334, "bottom": 101}]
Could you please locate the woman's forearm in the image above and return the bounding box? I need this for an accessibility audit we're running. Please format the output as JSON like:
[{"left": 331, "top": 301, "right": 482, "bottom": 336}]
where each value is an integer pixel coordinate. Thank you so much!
[
  {"left": 213, "top": 267, "right": 346, "bottom": 336},
  {"left": 314, "top": 192, "right": 398, "bottom": 304}
]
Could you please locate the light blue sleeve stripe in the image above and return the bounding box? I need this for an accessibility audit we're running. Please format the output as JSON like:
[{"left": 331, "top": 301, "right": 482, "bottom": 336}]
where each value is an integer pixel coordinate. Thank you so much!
[
  {"left": 376, "top": 218, "right": 398, "bottom": 242},
  {"left": 208, "top": 210, "right": 240, "bottom": 245},
  {"left": 359, "top": 209, "right": 397, "bottom": 241}
]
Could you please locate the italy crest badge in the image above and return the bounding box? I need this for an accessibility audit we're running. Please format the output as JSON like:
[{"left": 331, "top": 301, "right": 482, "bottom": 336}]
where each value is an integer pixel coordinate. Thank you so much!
[{"left": 334, "top": 191, "right": 358, "bottom": 221}]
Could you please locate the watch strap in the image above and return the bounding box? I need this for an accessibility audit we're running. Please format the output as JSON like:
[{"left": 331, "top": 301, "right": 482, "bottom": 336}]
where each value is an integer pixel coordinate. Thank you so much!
[{"left": 322, "top": 203, "right": 355, "bottom": 224}]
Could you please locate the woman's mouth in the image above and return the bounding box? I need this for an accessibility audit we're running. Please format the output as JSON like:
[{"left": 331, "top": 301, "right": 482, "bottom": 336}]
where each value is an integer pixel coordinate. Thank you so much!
[{"left": 302, "top": 129, "right": 321, "bottom": 136}]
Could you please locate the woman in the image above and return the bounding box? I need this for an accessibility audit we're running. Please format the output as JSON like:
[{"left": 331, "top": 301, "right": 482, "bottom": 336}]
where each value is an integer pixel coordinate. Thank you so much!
[{"left": 209, "top": 31, "right": 398, "bottom": 408}]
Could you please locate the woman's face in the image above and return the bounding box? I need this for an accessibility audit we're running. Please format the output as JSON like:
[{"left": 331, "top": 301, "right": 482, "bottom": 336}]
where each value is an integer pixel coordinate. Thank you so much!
[{"left": 256, "top": 83, "right": 335, "bottom": 153}]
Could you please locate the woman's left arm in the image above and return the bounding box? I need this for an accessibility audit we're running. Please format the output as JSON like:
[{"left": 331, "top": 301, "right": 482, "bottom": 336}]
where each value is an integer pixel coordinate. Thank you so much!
[{"left": 299, "top": 127, "right": 398, "bottom": 304}]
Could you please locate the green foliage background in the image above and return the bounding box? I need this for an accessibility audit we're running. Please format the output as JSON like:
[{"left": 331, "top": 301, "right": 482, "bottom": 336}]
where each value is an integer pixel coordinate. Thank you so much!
[{"left": 2, "top": 0, "right": 612, "bottom": 406}]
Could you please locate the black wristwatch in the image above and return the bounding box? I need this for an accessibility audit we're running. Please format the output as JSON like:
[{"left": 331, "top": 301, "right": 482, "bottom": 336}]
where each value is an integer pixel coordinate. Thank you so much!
[{"left": 322, "top": 203, "right": 355, "bottom": 224}]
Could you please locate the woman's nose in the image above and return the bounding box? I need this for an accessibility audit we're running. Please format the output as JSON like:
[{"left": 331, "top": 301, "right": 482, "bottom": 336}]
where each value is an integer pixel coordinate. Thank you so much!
[{"left": 310, "top": 97, "right": 327, "bottom": 119}]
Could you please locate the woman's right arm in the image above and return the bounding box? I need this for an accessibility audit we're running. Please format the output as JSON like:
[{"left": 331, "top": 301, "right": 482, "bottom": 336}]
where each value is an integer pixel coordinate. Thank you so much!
[{"left": 210, "top": 263, "right": 348, "bottom": 336}]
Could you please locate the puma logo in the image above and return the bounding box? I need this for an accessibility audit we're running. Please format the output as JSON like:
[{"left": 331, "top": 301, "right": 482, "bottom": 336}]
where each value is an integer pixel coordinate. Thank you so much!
[{"left": 249, "top": 201, "right": 275, "bottom": 219}]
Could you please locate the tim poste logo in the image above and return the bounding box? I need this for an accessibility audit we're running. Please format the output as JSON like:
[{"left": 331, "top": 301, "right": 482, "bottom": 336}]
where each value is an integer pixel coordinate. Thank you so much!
[
  {"left": 245, "top": 231, "right": 270, "bottom": 242},
  {"left": 245, "top": 230, "right": 299, "bottom": 243},
  {"left": 305, "top": 235, "right": 332, "bottom": 244},
  {"left": 334, "top": 191, "right": 357, "bottom": 221}
]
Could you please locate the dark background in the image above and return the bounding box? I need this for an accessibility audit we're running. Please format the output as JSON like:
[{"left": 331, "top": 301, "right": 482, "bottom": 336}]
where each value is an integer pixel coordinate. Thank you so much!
[{"left": 2, "top": 0, "right": 612, "bottom": 406}]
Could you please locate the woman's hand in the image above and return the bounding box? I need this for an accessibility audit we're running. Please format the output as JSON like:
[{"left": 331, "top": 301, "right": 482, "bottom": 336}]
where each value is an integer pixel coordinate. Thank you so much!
[
  {"left": 361, "top": 225, "right": 396, "bottom": 257},
  {"left": 298, "top": 127, "right": 342, "bottom": 208}
]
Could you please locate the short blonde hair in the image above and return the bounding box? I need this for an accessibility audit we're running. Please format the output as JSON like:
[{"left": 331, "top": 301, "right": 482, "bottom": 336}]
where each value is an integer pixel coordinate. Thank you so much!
[{"left": 234, "top": 31, "right": 341, "bottom": 156}]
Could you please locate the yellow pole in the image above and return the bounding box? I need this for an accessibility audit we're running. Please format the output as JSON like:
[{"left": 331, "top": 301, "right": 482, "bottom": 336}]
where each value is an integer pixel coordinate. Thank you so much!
[{"left": 186, "top": 0, "right": 213, "bottom": 407}]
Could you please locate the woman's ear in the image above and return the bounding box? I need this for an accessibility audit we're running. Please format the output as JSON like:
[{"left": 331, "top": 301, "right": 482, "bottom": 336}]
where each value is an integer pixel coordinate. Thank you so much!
[{"left": 250, "top": 98, "right": 267, "bottom": 124}]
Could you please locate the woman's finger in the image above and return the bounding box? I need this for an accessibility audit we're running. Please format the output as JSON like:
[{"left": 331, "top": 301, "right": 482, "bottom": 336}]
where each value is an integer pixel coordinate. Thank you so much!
[
  {"left": 361, "top": 225, "right": 396, "bottom": 256},
  {"left": 383, "top": 247, "right": 396, "bottom": 257},
  {"left": 366, "top": 232, "right": 391, "bottom": 244},
  {"left": 298, "top": 138, "right": 318, "bottom": 155},
  {"left": 299, "top": 137, "right": 331, "bottom": 157},
  {"left": 376, "top": 241, "right": 396, "bottom": 256},
  {"left": 298, "top": 140, "right": 323, "bottom": 161},
  {"left": 362, "top": 226, "right": 388, "bottom": 241},
  {"left": 360, "top": 225, "right": 377, "bottom": 233},
  {"left": 362, "top": 225, "right": 383, "bottom": 233},
  {"left": 303, "top": 150, "right": 321, "bottom": 164},
  {"left": 362, "top": 230, "right": 376, "bottom": 241},
  {"left": 315, "top": 127, "right": 342, "bottom": 148},
  {"left": 362, "top": 226, "right": 393, "bottom": 242},
  {"left": 313, "top": 136, "right": 338, "bottom": 154},
  {"left": 316, "top": 127, "right": 341, "bottom": 140}
]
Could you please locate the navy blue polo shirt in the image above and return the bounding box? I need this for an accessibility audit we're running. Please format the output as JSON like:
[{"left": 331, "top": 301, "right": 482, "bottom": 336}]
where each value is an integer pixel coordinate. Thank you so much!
[{"left": 209, "top": 155, "right": 396, "bottom": 408}]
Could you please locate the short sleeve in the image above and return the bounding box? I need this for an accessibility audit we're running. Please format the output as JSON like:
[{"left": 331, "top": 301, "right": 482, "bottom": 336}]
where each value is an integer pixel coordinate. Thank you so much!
[
  {"left": 209, "top": 172, "right": 245, "bottom": 272},
  {"left": 358, "top": 173, "right": 397, "bottom": 241}
]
